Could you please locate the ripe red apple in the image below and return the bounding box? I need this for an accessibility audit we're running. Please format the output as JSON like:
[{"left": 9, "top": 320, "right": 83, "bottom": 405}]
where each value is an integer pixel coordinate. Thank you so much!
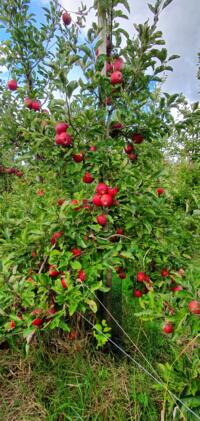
[
  {"left": 96, "top": 182, "right": 108, "bottom": 195},
  {"left": 89, "top": 145, "right": 96, "bottom": 152},
  {"left": 5, "top": 167, "right": 16, "bottom": 174},
  {"left": 50, "top": 231, "right": 63, "bottom": 245},
  {"left": 32, "top": 317, "right": 43, "bottom": 327},
  {"left": 113, "top": 57, "right": 124, "bottom": 71},
  {"left": 15, "top": 170, "right": 23, "bottom": 177},
  {"left": 128, "top": 153, "right": 138, "bottom": 161},
  {"left": 115, "top": 266, "right": 123, "bottom": 273},
  {"left": 161, "top": 268, "right": 169, "bottom": 278},
  {"left": 119, "top": 271, "right": 126, "bottom": 279},
  {"left": 107, "top": 186, "right": 118, "bottom": 197},
  {"left": 49, "top": 265, "right": 59, "bottom": 277},
  {"left": 92, "top": 194, "right": 102, "bottom": 206},
  {"left": 55, "top": 122, "right": 69, "bottom": 134},
  {"left": 57, "top": 198, "right": 65, "bottom": 206},
  {"left": 10, "top": 320, "right": 16, "bottom": 329},
  {"left": 31, "top": 100, "right": 41, "bottom": 111},
  {"left": 62, "top": 12, "right": 72, "bottom": 26},
  {"left": 77, "top": 269, "right": 86, "bottom": 282},
  {"left": 31, "top": 251, "right": 37, "bottom": 258},
  {"left": 163, "top": 323, "right": 173, "bottom": 334},
  {"left": 7, "top": 79, "right": 18, "bottom": 90},
  {"left": 70, "top": 199, "right": 81, "bottom": 211},
  {"left": 188, "top": 300, "right": 200, "bottom": 315},
  {"left": 172, "top": 285, "right": 183, "bottom": 292},
  {"left": 110, "top": 122, "right": 123, "bottom": 137},
  {"left": 96, "top": 214, "right": 107, "bottom": 226},
  {"left": 101, "top": 194, "right": 113, "bottom": 207},
  {"left": 110, "top": 71, "right": 123, "bottom": 85},
  {"left": 56, "top": 132, "right": 72, "bottom": 146},
  {"left": 137, "top": 272, "right": 147, "bottom": 282},
  {"left": 72, "top": 248, "right": 81, "bottom": 257},
  {"left": 106, "top": 62, "right": 113, "bottom": 74},
  {"left": 24, "top": 98, "right": 32, "bottom": 108},
  {"left": 47, "top": 307, "right": 57, "bottom": 316},
  {"left": 124, "top": 144, "right": 134, "bottom": 154},
  {"left": 157, "top": 187, "right": 165, "bottom": 196},
  {"left": 116, "top": 228, "right": 124, "bottom": 235},
  {"left": 73, "top": 152, "right": 84, "bottom": 163},
  {"left": 82, "top": 199, "right": 90, "bottom": 210},
  {"left": 61, "top": 278, "right": 67, "bottom": 289},
  {"left": 132, "top": 133, "right": 144, "bottom": 144},
  {"left": 83, "top": 172, "right": 94, "bottom": 183},
  {"left": 134, "top": 289, "right": 143, "bottom": 298}
]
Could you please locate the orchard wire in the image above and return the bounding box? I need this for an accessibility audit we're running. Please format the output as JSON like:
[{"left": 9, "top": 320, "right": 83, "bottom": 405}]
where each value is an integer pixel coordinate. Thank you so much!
[{"left": 78, "top": 311, "right": 200, "bottom": 421}]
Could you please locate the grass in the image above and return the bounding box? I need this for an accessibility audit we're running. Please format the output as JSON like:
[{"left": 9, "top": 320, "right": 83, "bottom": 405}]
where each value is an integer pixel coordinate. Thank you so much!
[{"left": 0, "top": 344, "right": 162, "bottom": 421}]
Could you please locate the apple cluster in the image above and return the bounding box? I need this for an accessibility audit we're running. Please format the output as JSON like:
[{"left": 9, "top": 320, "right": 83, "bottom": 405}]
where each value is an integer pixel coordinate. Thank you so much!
[{"left": 55, "top": 122, "right": 72, "bottom": 147}]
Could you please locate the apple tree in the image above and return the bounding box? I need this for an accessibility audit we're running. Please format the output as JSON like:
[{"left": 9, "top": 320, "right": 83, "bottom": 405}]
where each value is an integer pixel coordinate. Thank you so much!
[{"left": 0, "top": 0, "right": 199, "bottom": 353}]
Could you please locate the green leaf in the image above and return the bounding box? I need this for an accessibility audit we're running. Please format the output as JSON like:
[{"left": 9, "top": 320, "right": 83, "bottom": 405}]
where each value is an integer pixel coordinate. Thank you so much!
[{"left": 85, "top": 299, "right": 97, "bottom": 313}]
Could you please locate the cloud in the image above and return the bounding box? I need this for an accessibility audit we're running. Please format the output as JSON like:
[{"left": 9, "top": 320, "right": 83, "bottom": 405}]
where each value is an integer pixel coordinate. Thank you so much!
[{"left": 43, "top": 0, "right": 200, "bottom": 100}]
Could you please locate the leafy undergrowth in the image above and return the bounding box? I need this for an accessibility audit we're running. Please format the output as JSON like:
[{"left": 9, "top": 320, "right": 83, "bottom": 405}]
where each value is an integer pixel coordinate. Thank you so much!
[{"left": 0, "top": 347, "right": 162, "bottom": 421}]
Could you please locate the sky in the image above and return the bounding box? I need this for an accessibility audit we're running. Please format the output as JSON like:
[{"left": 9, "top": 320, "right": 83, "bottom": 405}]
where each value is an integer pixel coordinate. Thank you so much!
[
  {"left": 56, "top": 0, "right": 200, "bottom": 101},
  {"left": 1, "top": 0, "right": 199, "bottom": 101}
]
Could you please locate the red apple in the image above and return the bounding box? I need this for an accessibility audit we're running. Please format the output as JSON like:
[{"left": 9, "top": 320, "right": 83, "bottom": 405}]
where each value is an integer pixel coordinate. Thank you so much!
[
  {"left": 61, "top": 278, "right": 67, "bottom": 289},
  {"left": 132, "top": 133, "right": 144, "bottom": 144},
  {"left": 7, "top": 79, "right": 17, "bottom": 90},
  {"left": 163, "top": 323, "right": 173, "bottom": 334},
  {"left": 73, "top": 152, "right": 84, "bottom": 163},
  {"left": 15, "top": 171, "right": 23, "bottom": 177},
  {"left": 107, "top": 186, "right": 118, "bottom": 197},
  {"left": 72, "top": 248, "right": 81, "bottom": 257},
  {"left": 31, "top": 100, "right": 41, "bottom": 111},
  {"left": 10, "top": 320, "right": 16, "bottom": 329},
  {"left": 101, "top": 194, "right": 113, "bottom": 207},
  {"left": 62, "top": 12, "right": 72, "bottom": 26},
  {"left": 83, "top": 172, "right": 94, "bottom": 183},
  {"left": 32, "top": 317, "right": 43, "bottom": 327},
  {"left": 31, "top": 251, "right": 37, "bottom": 258},
  {"left": 128, "top": 153, "right": 138, "bottom": 161},
  {"left": 24, "top": 98, "right": 32, "bottom": 108},
  {"left": 157, "top": 188, "right": 165, "bottom": 196},
  {"left": 96, "top": 214, "right": 107, "bottom": 226},
  {"left": 50, "top": 231, "right": 63, "bottom": 245},
  {"left": 92, "top": 194, "right": 102, "bottom": 206},
  {"left": 49, "top": 265, "right": 59, "bottom": 277},
  {"left": 124, "top": 144, "right": 134, "bottom": 154},
  {"left": 106, "top": 62, "right": 113, "bottom": 74},
  {"left": 137, "top": 272, "right": 147, "bottom": 282},
  {"left": 110, "top": 71, "right": 123, "bottom": 85},
  {"left": 55, "top": 122, "right": 69, "bottom": 134},
  {"left": 77, "top": 269, "right": 86, "bottom": 282},
  {"left": 96, "top": 182, "right": 108, "bottom": 195},
  {"left": 116, "top": 228, "right": 124, "bottom": 235},
  {"left": 89, "top": 145, "right": 96, "bottom": 152},
  {"left": 188, "top": 300, "right": 200, "bottom": 315},
  {"left": 119, "top": 271, "right": 126, "bottom": 279},
  {"left": 161, "top": 269, "right": 169, "bottom": 278},
  {"left": 113, "top": 57, "right": 124, "bottom": 71},
  {"left": 57, "top": 198, "right": 65, "bottom": 206},
  {"left": 134, "top": 289, "right": 143, "bottom": 298},
  {"left": 56, "top": 132, "right": 72, "bottom": 146},
  {"left": 172, "top": 285, "right": 183, "bottom": 292}
]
